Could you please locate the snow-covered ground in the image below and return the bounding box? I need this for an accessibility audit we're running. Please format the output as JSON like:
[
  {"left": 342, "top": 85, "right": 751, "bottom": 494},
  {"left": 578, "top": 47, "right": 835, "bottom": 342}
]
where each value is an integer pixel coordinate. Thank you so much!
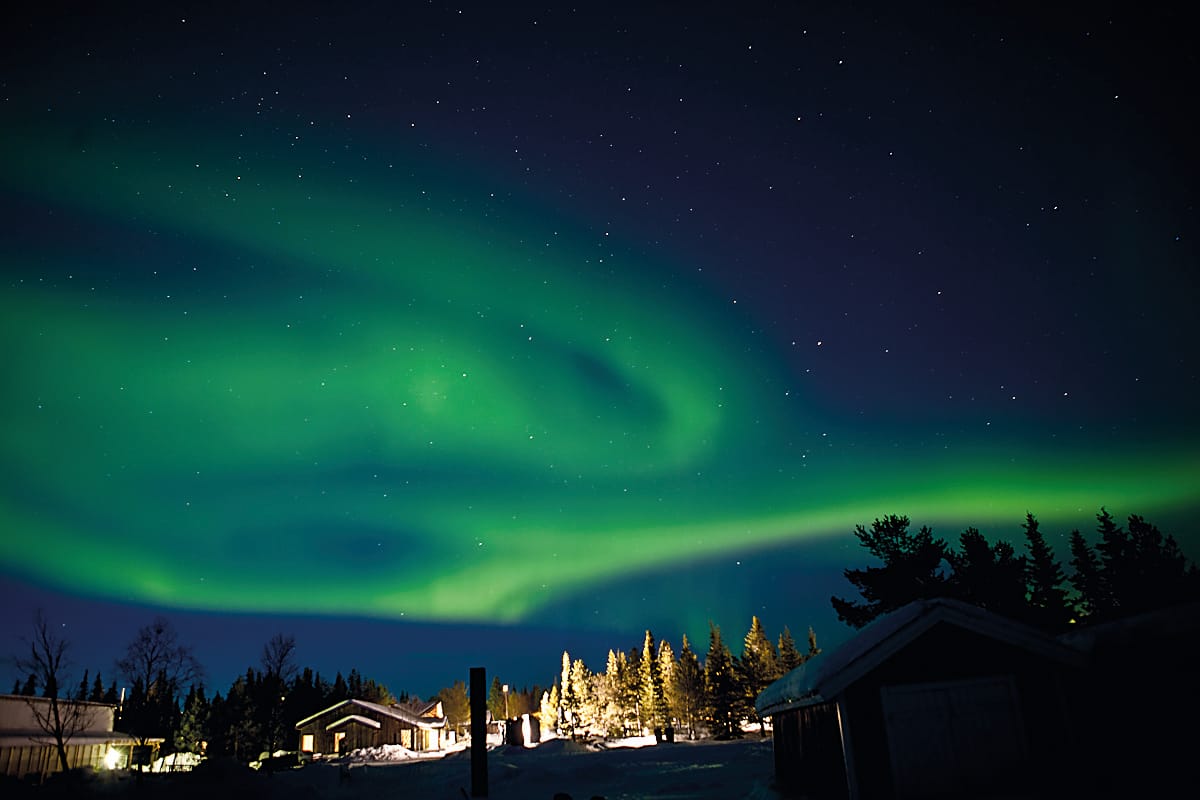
[
  {"left": 272, "top": 735, "right": 781, "bottom": 799},
  {"left": 31, "top": 735, "right": 781, "bottom": 798}
]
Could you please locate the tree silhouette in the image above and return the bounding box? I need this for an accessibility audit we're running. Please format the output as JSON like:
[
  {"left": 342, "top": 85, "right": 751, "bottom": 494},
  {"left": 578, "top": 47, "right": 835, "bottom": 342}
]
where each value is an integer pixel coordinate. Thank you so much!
[
  {"left": 831, "top": 515, "right": 950, "bottom": 628},
  {"left": 1022, "top": 513, "right": 1072, "bottom": 631},
  {"left": 117, "top": 617, "right": 200, "bottom": 750},
  {"left": 947, "top": 527, "right": 1027, "bottom": 620},
  {"left": 739, "top": 616, "right": 777, "bottom": 735},
  {"left": 776, "top": 627, "right": 803, "bottom": 676},
  {"left": 639, "top": 630, "right": 668, "bottom": 734},
  {"left": 14, "top": 611, "right": 98, "bottom": 773},
  {"left": 703, "top": 623, "right": 743, "bottom": 739},
  {"left": 674, "top": 635, "right": 705, "bottom": 740}
]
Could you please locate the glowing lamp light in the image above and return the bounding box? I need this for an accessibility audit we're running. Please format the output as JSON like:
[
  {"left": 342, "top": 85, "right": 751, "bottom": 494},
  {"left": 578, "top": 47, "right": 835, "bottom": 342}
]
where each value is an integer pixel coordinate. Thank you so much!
[{"left": 105, "top": 747, "right": 122, "bottom": 770}]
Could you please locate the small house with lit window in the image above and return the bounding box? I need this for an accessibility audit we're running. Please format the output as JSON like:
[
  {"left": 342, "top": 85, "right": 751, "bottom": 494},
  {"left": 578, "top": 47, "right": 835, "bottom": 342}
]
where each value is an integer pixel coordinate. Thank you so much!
[{"left": 295, "top": 698, "right": 446, "bottom": 756}]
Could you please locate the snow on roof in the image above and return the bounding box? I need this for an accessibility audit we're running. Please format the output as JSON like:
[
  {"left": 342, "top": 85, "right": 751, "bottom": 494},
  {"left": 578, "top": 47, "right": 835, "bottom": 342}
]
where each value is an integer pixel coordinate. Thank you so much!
[
  {"left": 296, "top": 698, "right": 446, "bottom": 730},
  {"left": 756, "top": 597, "right": 1086, "bottom": 717},
  {"left": 325, "top": 714, "right": 382, "bottom": 731}
]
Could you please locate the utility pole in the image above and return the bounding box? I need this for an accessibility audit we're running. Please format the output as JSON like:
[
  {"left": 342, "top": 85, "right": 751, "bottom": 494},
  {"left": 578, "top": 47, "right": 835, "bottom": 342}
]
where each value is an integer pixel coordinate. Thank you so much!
[{"left": 470, "top": 667, "right": 487, "bottom": 797}]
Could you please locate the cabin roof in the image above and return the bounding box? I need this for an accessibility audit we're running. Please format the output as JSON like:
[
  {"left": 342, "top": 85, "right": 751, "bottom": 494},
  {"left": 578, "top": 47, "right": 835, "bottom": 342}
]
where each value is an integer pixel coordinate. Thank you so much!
[
  {"left": 324, "top": 714, "right": 381, "bottom": 731},
  {"left": 756, "top": 598, "right": 1085, "bottom": 717},
  {"left": 295, "top": 698, "right": 446, "bottom": 730}
]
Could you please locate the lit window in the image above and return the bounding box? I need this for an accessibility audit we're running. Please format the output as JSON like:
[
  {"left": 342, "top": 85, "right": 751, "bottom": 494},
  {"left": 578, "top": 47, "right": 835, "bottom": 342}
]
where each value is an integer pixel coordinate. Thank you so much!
[{"left": 301, "top": 734, "right": 314, "bottom": 752}]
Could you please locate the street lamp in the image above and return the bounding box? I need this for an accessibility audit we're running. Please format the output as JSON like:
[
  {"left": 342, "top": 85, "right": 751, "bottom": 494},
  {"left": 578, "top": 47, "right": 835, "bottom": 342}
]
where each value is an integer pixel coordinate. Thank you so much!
[{"left": 502, "top": 684, "right": 509, "bottom": 720}]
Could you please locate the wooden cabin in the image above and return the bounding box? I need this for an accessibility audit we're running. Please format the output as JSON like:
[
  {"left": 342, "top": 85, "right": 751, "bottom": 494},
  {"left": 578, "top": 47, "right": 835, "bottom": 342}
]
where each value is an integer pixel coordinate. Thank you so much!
[
  {"left": 756, "top": 598, "right": 1085, "bottom": 799},
  {"left": 295, "top": 698, "right": 446, "bottom": 756}
]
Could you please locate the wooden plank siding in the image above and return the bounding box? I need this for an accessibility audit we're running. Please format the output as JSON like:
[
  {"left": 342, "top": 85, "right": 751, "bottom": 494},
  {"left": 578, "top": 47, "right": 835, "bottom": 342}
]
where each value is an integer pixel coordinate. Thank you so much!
[
  {"left": 0, "top": 742, "right": 111, "bottom": 780},
  {"left": 296, "top": 700, "right": 443, "bottom": 756},
  {"left": 770, "top": 701, "right": 848, "bottom": 799}
]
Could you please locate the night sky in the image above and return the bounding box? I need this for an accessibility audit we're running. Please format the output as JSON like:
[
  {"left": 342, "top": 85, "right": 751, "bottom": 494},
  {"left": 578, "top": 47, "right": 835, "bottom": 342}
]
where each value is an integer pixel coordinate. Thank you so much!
[{"left": 2, "top": 2, "right": 1198, "bottom": 698}]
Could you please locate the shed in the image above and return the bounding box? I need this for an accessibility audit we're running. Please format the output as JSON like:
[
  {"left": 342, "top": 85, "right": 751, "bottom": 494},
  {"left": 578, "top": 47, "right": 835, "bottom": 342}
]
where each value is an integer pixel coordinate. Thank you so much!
[
  {"left": 756, "top": 598, "right": 1085, "bottom": 799},
  {"left": 295, "top": 698, "right": 446, "bottom": 756}
]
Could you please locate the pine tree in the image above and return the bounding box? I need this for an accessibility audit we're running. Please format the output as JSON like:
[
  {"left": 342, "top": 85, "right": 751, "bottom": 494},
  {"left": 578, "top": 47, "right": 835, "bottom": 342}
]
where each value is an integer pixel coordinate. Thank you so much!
[
  {"left": 674, "top": 635, "right": 705, "bottom": 740},
  {"left": 805, "top": 626, "right": 822, "bottom": 660},
  {"left": 558, "top": 651, "right": 576, "bottom": 736},
  {"left": 540, "top": 684, "right": 560, "bottom": 734},
  {"left": 624, "top": 647, "right": 643, "bottom": 733},
  {"left": 599, "top": 649, "right": 628, "bottom": 738},
  {"left": 330, "top": 672, "right": 349, "bottom": 702},
  {"left": 76, "top": 669, "right": 90, "bottom": 701},
  {"left": 568, "top": 659, "right": 594, "bottom": 736},
  {"left": 1023, "top": 513, "right": 1072, "bottom": 631},
  {"left": 739, "top": 617, "right": 777, "bottom": 735},
  {"left": 1068, "top": 529, "right": 1101, "bottom": 621},
  {"left": 947, "top": 527, "right": 1027, "bottom": 620},
  {"left": 657, "top": 639, "right": 677, "bottom": 734},
  {"left": 704, "top": 623, "right": 743, "bottom": 739},
  {"left": 90, "top": 672, "right": 105, "bottom": 702},
  {"left": 776, "top": 627, "right": 803, "bottom": 676},
  {"left": 1120, "top": 514, "right": 1198, "bottom": 614},
  {"left": 639, "top": 630, "right": 668, "bottom": 735},
  {"left": 175, "top": 684, "right": 210, "bottom": 753},
  {"left": 831, "top": 515, "right": 949, "bottom": 627},
  {"left": 487, "top": 676, "right": 507, "bottom": 722}
]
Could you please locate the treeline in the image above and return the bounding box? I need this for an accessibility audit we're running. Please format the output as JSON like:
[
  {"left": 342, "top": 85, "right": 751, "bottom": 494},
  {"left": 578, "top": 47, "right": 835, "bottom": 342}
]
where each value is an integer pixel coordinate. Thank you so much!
[
  {"left": 543, "top": 617, "right": 821, "bottom": 741},
  {"left": 12, "top": 622, "right": 409, "bottom": 767},
  {"left": 832, "top": 509, "right": 1200, "bottom": 630},
  {"left": 428, "top": 678, "right": 547, "bottom": 736}
]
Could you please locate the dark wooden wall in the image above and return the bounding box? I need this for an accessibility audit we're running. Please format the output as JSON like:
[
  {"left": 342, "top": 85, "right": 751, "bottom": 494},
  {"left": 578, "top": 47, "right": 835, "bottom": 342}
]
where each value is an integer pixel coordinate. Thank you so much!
[{"left": 771, "top": 701, "right": 847, "bottom": 799}]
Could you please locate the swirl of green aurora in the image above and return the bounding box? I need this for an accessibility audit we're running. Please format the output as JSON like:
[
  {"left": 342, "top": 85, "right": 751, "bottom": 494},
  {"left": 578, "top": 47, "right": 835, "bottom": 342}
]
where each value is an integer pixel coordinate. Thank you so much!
[{"left": 2, "top": 121, "right": 1198, "bottom": 623}]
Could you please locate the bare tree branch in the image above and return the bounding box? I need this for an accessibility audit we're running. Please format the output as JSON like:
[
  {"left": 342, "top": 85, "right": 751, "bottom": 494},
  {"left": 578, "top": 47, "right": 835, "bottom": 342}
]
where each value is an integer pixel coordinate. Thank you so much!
[
  {"left": 116, "top": 616, "right": 201, "bottom": 692},
  {"left": 13, "top": 611, "right": 98, "bottom": 773},
  {"left": 260, "top": 633, "right": 297, "bottom": 682}
]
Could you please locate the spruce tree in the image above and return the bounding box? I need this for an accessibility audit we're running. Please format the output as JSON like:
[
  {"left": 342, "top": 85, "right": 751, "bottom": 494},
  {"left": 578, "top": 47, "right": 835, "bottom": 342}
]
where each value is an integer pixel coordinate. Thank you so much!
[
  {"left": 599, "top": 649, "right": 625, "bottom": 737},
  {"left": 777, "top": 627, "right": 803, "bottom": 676},
  {"left": 674, "top": 635, "right": 705, "bottom": 740},
  {"left": 703, "top": 623, "right": 743, "bottom": 739},
  {"left": 639, "top": 630, "right": 668, "bottom": 735},
  {"left": 657, "top": 639, "right": 677, "bottom": 734},
  {"left": 540, "top": 684, "right": 560, "bottom": 734},
  {"left": 175, "top": 684, "right": 210, "bottom": 753},
  {"left": 558, "top": 651, "right": 576, "bottom": 736},
  {"left": 487, "top": 676, "right": 506, "bottom": 722},
  {"left": 805, "top": 626, "right": 822, "bottom": 660},
  {"left": 90, "top": 672, "right": 105, "bottom": 702},
  {"left": 1022, "top": 513, "right": 1072, "bottom": 631},
  {"left": 947, "top": 527, "right": 1027, "bottom": 619},
  {"left": 567, "top": 659, "right": 593, "bottom": 736},
  {"left": 624, "top": 647, "right": 643, "bottom": 732},
  {"left": 1068, "top": 529, "right": 1101, "bottom": 621},
  {"left": 739, "top": 617, "right": 777, "bottom": 735}
]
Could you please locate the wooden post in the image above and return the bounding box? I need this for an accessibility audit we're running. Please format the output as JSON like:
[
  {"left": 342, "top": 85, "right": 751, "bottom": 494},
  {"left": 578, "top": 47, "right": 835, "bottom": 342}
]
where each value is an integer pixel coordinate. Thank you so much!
[{"left": 470, "top": 667, "right": 488, "bottom": 797}]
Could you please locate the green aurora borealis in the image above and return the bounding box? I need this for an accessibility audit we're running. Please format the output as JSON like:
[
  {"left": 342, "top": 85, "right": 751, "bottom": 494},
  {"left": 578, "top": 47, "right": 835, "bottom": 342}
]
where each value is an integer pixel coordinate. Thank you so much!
[{"left": 3, "top": 117, "right": 1198, "bottom": 626}]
